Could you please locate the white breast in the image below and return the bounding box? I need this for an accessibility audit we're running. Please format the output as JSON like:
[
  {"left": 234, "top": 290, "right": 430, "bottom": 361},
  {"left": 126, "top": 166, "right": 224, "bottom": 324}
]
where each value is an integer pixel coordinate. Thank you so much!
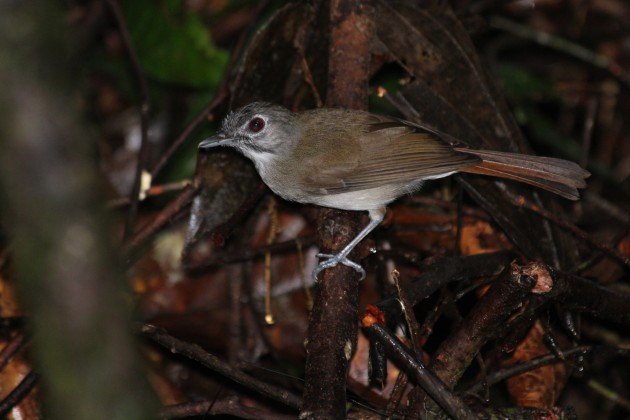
[{"left": 307, "top": 186, "right": 403, "bottom": 211}]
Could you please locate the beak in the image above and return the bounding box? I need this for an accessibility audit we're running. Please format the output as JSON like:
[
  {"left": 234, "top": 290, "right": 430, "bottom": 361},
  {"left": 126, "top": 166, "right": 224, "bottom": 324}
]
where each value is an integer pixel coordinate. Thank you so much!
[{"left": 198, "top": 133, "right": 233, "bottom": 150}]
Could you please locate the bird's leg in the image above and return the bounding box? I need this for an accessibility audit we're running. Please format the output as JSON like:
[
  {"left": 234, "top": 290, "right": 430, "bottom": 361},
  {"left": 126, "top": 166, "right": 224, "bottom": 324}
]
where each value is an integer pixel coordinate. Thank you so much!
[{"left": 313, "top": 208, "right": 385, "bottom": 281}]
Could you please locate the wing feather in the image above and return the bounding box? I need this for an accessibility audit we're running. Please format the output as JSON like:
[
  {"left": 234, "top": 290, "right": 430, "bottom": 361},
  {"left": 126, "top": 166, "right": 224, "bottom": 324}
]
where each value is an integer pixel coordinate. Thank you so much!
[{"left": 301, "top": 115, "right": 478, "bottom": 195}]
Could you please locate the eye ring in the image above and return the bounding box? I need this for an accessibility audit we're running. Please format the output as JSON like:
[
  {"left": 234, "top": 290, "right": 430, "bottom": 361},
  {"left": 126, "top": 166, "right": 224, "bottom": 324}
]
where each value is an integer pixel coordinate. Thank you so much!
[{"left": 248, "top": 117, "right": 265, "bottom": 133}]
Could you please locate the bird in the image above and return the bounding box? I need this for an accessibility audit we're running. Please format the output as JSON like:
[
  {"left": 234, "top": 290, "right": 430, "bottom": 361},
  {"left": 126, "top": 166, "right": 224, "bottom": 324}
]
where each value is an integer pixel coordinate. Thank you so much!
[{"left": 199, "top": 102, "right": 589, "bottom": 280}]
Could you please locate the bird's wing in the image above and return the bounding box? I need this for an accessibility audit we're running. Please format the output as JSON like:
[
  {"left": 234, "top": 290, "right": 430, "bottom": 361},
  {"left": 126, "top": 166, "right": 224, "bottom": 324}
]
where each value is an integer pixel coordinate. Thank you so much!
[{"left": 301, "top": 115, "right": 479, "bottom": 195}]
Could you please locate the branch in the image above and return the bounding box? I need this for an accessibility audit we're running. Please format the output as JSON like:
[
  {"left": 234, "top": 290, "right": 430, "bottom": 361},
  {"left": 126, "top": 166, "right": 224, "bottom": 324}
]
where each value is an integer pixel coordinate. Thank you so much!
[
  {"left": 465, "top": 346, "right": 592, "bottom": 394},
  {"left": 555, "top": 272, "right": 630, "bottom": 326},
  {"left": 141, "top": 324, "right": 301, "bottom": 410},
  {"left": 376, "top": 251, "right": 515, "bottom": 322},
  {"left": 159, "top": 398, "right": 295, "bottom": 420},
  {"left": 184, "top": 234, "right": 317, "bottom": 272},
  {"left": 361, "top": 311, "right": 476, "bottom": 420},
  {"left": 125, "top": 183, "right": 200, "bottom": 255},
  {"left": 301, "top": 0, "right": 374, "bottom": 418},
  {"left": 489, "top": 15, "right": 630, "bottom": 89},
  {"left": 430, "top": 262, "right": 536, "bottom": 387},
  {"left": 105, "top": 0, "right": 152, "bottom": 240},
  {"left": 501, "top": 186, "right": 630, "bottom": 270}
]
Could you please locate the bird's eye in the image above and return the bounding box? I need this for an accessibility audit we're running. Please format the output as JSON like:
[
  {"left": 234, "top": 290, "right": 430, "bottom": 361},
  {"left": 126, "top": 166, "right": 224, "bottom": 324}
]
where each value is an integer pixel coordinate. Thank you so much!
[{"left": 248, "top": 117, "right": 265, "bottom": 133}]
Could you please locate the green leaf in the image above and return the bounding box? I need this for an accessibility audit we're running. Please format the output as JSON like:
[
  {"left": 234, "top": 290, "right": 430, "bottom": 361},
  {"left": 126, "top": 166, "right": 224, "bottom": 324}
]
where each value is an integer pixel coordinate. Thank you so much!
[{"left": 121, "top": 0, "right": 228, "bottom": 89}]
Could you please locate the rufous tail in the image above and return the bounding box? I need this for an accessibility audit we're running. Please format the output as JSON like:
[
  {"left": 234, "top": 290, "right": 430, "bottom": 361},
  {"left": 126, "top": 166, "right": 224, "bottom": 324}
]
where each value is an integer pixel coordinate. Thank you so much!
[{"left": 455, "top": 148, "right": 590, "bottom": 200}]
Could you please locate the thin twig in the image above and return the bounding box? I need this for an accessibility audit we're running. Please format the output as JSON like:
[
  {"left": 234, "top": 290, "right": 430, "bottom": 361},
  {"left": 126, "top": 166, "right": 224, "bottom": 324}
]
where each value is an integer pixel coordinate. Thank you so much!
[
  {"left": 125, "top": 183, "right": 200, "bottom": 253},
  {"left": 501, "top": 187, "right": 630, "bottom": 269},
  {"left": 391, "top": 269, "right": 421, "bottom": 354},
  {"left": 226, "top": 0, "right": 273, "bottom": 99},
  {"left": 417, "top": 291, "right": 450, "bottom": 348},
  {"left": 105, "top": 0, "right": 152, "bottom": 240},
  {"left": 185, "top": 234, "right": 317, "bottom": 272},
  {"left": 361, "top": 315, "right": 477, "bottom": 420},
  {"left": 465, "top": 346, "right": 591, "bottom": 394},
  {"left": 159, "top": 398, "right": 295, "bottom": 419},
  {"left": 576, "top": 222, "right": 630, "bottom": 273},
  {"left": 140, "top": 324, "right": 301, "bottom": 410},
  {"left": 489, "top": 15, "right": 630, "bottom": 88},
  {"left": 107, "top": 179, "right": 191, "bottom": 208},
  {"left": 264, "top": 197, "right": 278, "bottom": 325},
  {"left": 297, "top": 52, "right": 323, "bottom": 108},
  {"left": 385, "top": 370, "right": 409, "bottom": 418},
  {"left": 150, "top": 88, "right": 228, "bottom": 179}
]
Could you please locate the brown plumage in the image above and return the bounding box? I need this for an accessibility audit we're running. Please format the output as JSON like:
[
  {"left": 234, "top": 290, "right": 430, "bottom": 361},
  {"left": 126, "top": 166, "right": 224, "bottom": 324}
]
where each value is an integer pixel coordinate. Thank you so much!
[
  {"left": 286, "top": 108, "right": 589, "bottom": 204},
  {"left": 199, "top": 102, "right": 590, "bottom": 279}
]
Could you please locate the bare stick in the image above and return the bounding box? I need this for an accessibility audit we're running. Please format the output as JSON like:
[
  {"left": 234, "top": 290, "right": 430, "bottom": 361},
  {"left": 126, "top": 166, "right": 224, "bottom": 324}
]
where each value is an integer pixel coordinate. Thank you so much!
[
  {"left": 430, "top": 262, "right": 535, "bottom": 388},
  {"left": 501, "top": 187, "right": 630, "bottom": 269},
  {"left": 489, "top": 16, "right": 630, "bottom": 88},
  {"left": 159, "top": 399, "right": 295, "bottom": 420},
  {"left": 185, "top": 235, "right": 317, "bottom": 272},
  {"left": 125, "top": 183, "right": 200, "bottom": 253},
  {"left": 301, "top": 1, "right": 374, "bottom": 418},
  {"left": 362, "top": 314, "right": 476, "bottom": 420},
  {"left": 141, "top": 324, "right": 301, "bottom": 410},
  {"left": 105, "top": 0, "right": 151, "bottom": 240},
  {"left": 465, "top": 346, "right": 591, "bottom": 394},
  {"left": 107, "top": 180, "right": 191, "bottom": 208},
  {"left": 150, "top": 88, "right": 228, "bottom": 179}
]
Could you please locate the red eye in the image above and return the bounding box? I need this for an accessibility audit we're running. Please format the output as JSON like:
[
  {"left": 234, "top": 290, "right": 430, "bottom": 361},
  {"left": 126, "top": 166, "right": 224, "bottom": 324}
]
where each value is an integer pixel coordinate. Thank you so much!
[{"left": 248, "top": 117, "right": 265, "bottom": 133}]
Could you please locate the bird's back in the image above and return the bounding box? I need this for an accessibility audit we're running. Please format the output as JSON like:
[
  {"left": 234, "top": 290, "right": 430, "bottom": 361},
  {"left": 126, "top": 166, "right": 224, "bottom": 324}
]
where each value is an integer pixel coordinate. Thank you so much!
[{"left": 272, "top": 109, "right": 477, "bottom": 210}]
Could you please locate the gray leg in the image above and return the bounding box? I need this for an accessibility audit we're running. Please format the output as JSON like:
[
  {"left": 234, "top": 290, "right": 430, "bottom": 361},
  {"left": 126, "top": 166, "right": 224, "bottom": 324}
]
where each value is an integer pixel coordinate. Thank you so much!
[{"left": 312, "top": 208, "right": 385, "bottom": 281}]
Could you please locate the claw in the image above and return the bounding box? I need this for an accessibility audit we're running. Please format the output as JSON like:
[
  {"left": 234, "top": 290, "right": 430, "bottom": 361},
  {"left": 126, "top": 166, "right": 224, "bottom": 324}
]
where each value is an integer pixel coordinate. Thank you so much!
[{"left": 312, "top": 253, "right": 366, "bottom": 281}]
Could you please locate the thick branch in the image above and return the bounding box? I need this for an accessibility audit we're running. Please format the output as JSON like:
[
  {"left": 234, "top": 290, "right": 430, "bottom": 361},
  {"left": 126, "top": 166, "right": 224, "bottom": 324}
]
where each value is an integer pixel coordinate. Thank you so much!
[
  {"left": 301, "top": 1, "right": 374, "bottom": 418},
  {"left": 429, "top": 262, "right": 535, "bottom": 388}
]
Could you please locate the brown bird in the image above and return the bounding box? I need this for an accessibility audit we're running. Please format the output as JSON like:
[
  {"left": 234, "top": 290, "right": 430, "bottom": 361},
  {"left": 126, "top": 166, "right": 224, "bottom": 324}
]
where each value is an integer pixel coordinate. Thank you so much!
[{"left": 199, "top": 102, "right": 589, "bottom": 279}]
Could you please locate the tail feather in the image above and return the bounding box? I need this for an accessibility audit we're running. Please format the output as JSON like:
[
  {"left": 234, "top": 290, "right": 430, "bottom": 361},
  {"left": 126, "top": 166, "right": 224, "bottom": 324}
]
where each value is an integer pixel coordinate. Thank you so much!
[{"left": 455, "top": 148, "right": 590, "bottom": 201}]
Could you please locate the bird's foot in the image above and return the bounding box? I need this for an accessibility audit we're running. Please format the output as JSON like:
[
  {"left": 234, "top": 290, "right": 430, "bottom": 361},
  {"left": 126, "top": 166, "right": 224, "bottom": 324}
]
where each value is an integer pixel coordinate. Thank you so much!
[{"left": 312, "top": 253, "right": 366, "bottom": 281}]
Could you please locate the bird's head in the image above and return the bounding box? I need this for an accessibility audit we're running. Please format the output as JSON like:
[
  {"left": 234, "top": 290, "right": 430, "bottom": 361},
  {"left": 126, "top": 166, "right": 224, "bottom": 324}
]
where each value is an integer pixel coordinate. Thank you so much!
[{"left": 198, "top": 102, "right": 298, "bottom": 160}]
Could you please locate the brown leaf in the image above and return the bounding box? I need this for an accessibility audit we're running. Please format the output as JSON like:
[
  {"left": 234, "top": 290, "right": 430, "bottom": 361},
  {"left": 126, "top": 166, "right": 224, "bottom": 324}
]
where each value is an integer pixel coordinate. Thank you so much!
[{"left": 505, "top": 321, "right": 569, "bottom": 409}]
